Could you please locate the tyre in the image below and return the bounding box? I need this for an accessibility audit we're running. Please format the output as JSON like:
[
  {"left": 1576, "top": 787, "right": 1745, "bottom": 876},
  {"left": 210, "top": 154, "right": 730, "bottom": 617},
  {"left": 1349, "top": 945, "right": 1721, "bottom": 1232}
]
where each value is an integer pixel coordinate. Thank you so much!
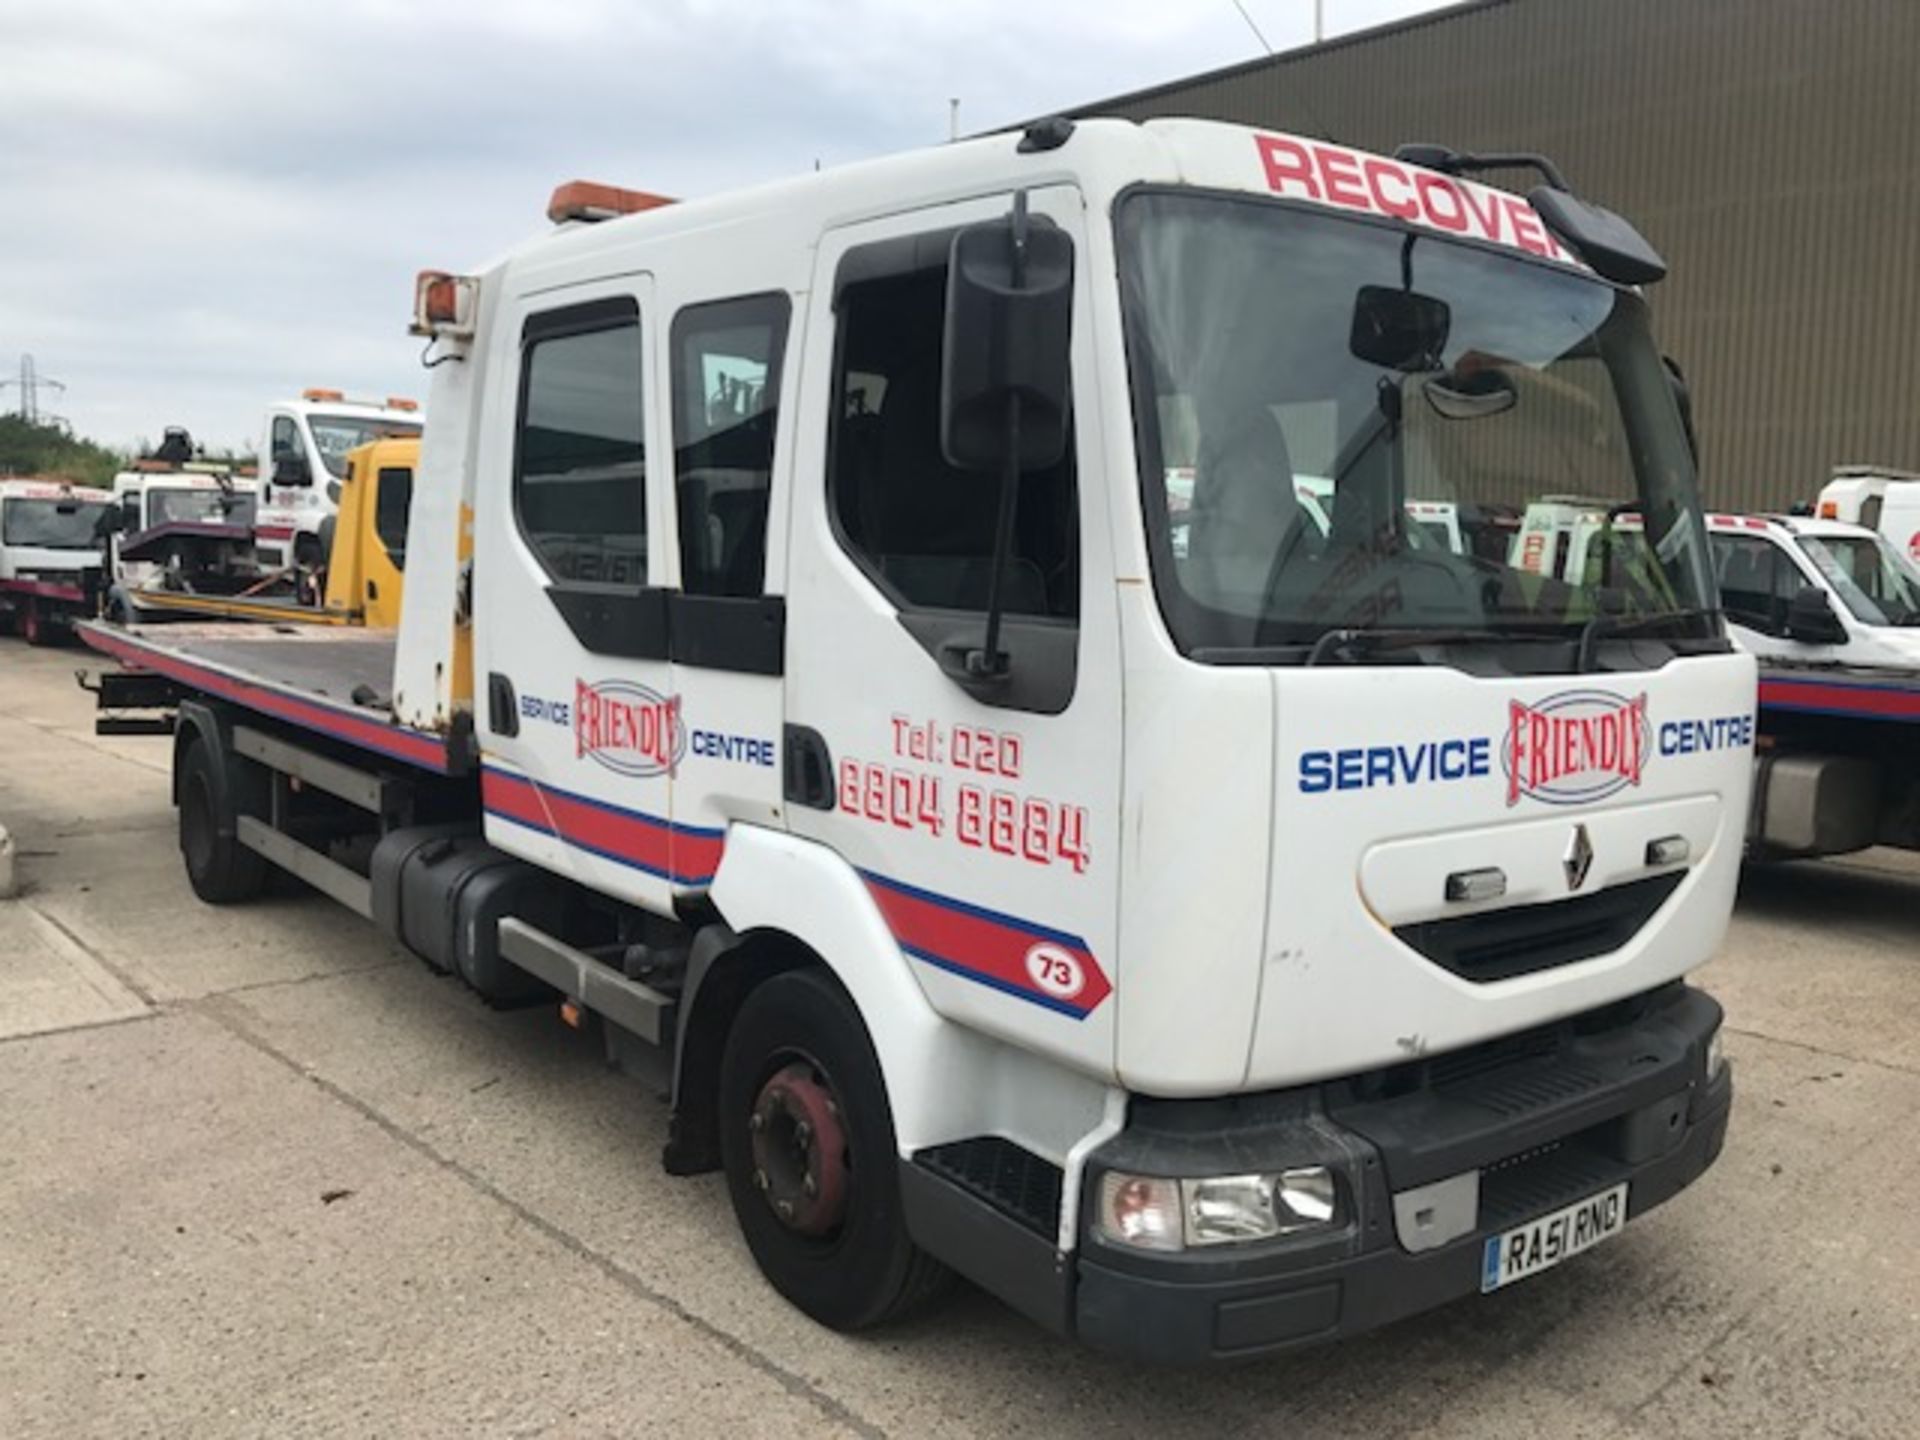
[
  {"left": 21, "top": 600, "right": 50, "bottom": 647},
  {"left": 178, "top": 735, "right": 268, "bottom": 904},
  {"left": 718, "top": 967, "right": 951, "bottom": 1330}
]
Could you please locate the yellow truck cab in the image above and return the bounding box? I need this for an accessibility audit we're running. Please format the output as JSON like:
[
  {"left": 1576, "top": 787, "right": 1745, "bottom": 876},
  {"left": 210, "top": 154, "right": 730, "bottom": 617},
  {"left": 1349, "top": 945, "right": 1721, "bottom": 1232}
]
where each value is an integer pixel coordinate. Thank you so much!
[{"left": 319, "top": 435, "right": 418, "bottom": 627}]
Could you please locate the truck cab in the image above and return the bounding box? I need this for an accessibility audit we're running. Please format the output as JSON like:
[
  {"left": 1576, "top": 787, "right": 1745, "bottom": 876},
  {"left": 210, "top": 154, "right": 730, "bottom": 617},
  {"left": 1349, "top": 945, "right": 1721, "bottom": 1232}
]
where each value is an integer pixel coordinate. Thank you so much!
[
  {"left": 1706, "top": 511, "right": 1920, "bottom": 668},
  {"left": 0, "top": 479, "right": 112, "bottom": 643},
  {"left": 1710, "top": 511, "right": 1920, "bottom": 859},
  {"left": 1815, "top": 465, "right": 1920, "bottom": 565},
  {"left": 106, "top": 466, "right": 259, "bottom": 602},
  {"left": 254, "top": 390, "right": 422, "bottom": 572},
  {"left": 314, "top": 435, "right": 417, "bottom": 628}
]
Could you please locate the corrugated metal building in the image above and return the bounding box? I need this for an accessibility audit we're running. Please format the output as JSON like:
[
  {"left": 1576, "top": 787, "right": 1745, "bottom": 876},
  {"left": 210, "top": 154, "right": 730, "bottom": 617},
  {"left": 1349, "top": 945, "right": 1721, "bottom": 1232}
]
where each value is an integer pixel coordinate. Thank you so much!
[{"left": 1067, "top": 0, "right": 1920, "bottom": 514}]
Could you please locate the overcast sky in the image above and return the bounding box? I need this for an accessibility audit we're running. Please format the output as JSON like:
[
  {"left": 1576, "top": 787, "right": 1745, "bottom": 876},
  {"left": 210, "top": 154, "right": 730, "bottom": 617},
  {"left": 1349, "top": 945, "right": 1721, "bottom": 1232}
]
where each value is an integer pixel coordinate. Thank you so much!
[{"left": 0, "top": 0, "right": 1448, "bottom": 453}]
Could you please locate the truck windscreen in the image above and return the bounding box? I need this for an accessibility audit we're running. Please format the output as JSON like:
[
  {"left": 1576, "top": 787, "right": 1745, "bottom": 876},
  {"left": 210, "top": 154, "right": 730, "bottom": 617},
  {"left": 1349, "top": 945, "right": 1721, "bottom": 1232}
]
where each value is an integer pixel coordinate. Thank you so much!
[
  {"left": 3, "top": 498, "right": 109, "bottom": 550},
  {"left": 1119, "top": 191, "right": 1713, "bottom": 656},
  {"left": 1797, "top": 533, "right": 1920, "bottom": 626},
  {"left": 148, "top": 488, "right": 258, "bottom": 528},
  {"left": 310, "top": 416, "right": 423, "bottom": 479}
]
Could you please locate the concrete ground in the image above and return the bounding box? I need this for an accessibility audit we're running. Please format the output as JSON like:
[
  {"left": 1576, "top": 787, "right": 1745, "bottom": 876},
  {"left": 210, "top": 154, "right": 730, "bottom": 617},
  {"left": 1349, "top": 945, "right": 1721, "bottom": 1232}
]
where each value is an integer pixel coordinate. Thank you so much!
[{"left": 1, "top": 635, "right": 1916, "bottom": 1440}]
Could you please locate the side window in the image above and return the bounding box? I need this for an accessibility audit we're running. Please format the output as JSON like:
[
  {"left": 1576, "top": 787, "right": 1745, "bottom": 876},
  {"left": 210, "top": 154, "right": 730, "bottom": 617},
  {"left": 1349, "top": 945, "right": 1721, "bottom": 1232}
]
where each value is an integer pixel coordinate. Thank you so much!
[
  {"left": 829, "top": 260, "right": 1078, "bottom": 620},
  {"left": 1711, "top": 535, "right": 1783, "bottom": 632},
  {"left": 670, "top": 293, "right": 789, "bottom": 598},
  {"left": 270, "top": 416, "right": 301, "bottom": 479},
  {"left": 375, "top": 466, "right": 411, "bottom": 570},
  {"left": 514, "top": 302, "right": 647, "bottom": 587}
]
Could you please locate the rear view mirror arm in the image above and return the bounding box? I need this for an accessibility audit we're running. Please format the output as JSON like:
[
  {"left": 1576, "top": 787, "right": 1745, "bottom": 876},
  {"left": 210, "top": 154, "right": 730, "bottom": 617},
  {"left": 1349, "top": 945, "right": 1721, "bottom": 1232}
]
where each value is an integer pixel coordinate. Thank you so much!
[{"left": 971, "top": 193, "right": 1033, "bottom": 680}]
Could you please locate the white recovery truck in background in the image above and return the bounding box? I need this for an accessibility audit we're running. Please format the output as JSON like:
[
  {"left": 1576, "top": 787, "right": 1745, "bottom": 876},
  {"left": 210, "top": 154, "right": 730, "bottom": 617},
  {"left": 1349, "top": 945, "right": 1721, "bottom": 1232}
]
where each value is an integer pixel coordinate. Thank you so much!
[
  {"left": 78, "top": 119, "right": 1749, "bottom": 1361},
  {"left": 252, "top": 390, "right": 422, "bottom": 571},
  {"left": 104, "top": 461, "right": 261, "bottom": 620},
  {"left": 0, "top": 478, "right": 112, "bottom": 644},
  {"left": 1704, "top": 509, "right": 1920, "bottom": 858},
  {"left": 1815, "top": 464, "right": 1920, "bottom": 564}
]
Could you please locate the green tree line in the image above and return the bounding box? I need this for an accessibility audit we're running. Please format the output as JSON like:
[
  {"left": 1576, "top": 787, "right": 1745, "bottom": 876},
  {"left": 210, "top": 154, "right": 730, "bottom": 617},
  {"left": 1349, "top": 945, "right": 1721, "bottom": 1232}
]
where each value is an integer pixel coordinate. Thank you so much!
[{"left": 0, "top": 414, "right": 125, "bottom": 489}]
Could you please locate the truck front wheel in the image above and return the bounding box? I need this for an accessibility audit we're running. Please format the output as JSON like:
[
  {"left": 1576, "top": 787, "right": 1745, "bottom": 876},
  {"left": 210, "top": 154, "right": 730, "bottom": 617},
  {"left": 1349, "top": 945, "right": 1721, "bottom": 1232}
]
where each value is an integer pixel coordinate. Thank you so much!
[
  {"left": 718, "top": 968, "right": 950, "bottom": 1330},
  {"left": 178, "top": 736, "right": 268, "bottom": 904},
  {"left": 21, "top": 600, "right": 51, "bottom": 647}
]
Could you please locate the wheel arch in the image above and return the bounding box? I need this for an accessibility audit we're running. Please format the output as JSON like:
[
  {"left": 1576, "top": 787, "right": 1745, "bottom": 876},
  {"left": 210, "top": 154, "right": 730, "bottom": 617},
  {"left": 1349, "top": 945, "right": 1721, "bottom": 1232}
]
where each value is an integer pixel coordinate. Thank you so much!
[
  {"left": 662, "top": 922, "right": 820, "bottom": 1175},
  {"left": 171, "top": 698, "right": 231, "bottom": 813},
  {"left": 678, "top": 825, "right": 1115, "bottom": 1178},
  {"left": 676, "top": 826, "right": 979, "bottom": 1170},
  {"left": 170, "top": 698, "right": 270, "bottom": 828}
]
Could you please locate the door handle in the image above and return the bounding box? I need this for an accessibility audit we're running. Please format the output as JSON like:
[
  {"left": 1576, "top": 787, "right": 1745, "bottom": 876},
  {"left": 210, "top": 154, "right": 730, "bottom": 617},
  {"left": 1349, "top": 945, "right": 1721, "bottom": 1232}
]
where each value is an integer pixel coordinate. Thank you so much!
[
  {"left": 488, "top": 672, "right": 519, "bottom": 737},
  {"left": 783, "top": 724, "right": 835, "bottom": 810}
]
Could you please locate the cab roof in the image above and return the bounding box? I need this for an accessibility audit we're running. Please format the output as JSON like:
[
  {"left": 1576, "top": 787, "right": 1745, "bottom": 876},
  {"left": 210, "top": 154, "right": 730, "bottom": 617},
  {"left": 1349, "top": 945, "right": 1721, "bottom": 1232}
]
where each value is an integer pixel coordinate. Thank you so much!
[
  {"left": 1708, "top": 512, "right": 1879, "bottom": 541},
  {"left": 488, "top": 117, "right": 1584, "bottom": 292},
  {"left": 0, "top": 478, "right": 113, "bottom": 502}
]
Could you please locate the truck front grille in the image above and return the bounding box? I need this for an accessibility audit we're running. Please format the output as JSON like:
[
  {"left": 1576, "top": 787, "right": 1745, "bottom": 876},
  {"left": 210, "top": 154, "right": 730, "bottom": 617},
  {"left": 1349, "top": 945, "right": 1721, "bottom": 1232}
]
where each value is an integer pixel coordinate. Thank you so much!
[{"left": 1392, "top": 872, "right": 1684, "bottom": 983}]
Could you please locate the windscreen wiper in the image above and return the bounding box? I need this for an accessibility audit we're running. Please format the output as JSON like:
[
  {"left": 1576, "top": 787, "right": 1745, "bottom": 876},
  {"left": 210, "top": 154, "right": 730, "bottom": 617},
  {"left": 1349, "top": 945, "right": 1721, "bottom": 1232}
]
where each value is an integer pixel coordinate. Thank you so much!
[
  {"left": 1305, "top": 625, "right": 1557, "bottom": 666},
  {"left": 1575, "top": 607, "right": 1719, "bottom": 672}
]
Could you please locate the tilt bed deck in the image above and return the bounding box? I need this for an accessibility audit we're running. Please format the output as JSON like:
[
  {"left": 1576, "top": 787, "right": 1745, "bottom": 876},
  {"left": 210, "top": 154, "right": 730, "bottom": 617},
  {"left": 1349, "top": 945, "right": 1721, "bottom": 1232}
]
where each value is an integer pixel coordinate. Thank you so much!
[{"left": 76, "top": 620, "right": 458, "bottom": 773}]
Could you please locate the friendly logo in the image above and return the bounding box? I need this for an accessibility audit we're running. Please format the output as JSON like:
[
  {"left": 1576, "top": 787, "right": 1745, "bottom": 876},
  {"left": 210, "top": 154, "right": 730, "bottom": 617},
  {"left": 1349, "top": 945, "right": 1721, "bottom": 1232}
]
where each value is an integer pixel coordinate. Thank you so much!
[
  {"left": 574, "top": 679, "right": 685, "bottom": 778},
  {"left": 1503, "top": 689, "right": 1650, "bottom": 807}
]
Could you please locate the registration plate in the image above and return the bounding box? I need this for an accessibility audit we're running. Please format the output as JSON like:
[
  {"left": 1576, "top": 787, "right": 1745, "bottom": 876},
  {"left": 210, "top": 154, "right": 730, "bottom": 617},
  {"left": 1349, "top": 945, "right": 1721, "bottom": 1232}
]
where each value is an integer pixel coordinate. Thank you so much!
[{"left": 1480, "top": 1182, "right": 1628, "bottom": 1293}]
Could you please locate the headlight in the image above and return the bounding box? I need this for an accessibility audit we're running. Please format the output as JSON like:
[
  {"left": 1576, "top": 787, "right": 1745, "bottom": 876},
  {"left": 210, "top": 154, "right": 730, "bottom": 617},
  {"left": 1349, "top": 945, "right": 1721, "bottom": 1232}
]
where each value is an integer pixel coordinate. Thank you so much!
[
  {"left": 1706, "top": 1027, "right": 1727, "bottom": 1083},
  {"left": 1096, "top": 1173, "right": 1182, "bottom": 1252},
  {"left": 1097, "top": 1167, "right": 1339, "bottom": 1251}
]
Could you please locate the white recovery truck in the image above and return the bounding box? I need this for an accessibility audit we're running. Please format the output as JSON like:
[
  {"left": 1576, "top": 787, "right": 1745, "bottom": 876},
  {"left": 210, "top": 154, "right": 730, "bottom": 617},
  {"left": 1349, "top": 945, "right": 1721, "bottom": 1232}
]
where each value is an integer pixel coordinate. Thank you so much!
[
  {"left": 103, "top": 460, "right": 261, "bottom": 621},
  {"left": 1, "top": 478, "right": 112, "bottom": 644},
  {"left": 78, "top": 120, "right": 1750, "bottom": 1361},
  {"left": 253, "top": 390, "right": 422, "bottom": 571},
  {"left": 1704, "top": 509, "right": 1920, "bottom": 857},
  {"left": 1815, "top": 465, "right": 1920, "bottom": 563}
]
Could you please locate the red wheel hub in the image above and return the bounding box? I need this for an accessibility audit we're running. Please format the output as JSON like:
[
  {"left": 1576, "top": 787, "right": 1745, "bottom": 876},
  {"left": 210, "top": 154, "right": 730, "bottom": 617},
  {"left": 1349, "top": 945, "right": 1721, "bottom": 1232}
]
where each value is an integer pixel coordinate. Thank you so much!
[{"left": 749, "top": 1060, "right": 849, "bottom": 1237}]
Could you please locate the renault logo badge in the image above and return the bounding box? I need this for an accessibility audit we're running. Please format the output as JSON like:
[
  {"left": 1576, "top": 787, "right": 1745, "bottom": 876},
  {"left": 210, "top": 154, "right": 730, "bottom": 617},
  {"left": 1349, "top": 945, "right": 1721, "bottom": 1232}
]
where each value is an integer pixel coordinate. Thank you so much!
[{"left": 1563, "top": 823, "right": 1594, "bottom": 891}]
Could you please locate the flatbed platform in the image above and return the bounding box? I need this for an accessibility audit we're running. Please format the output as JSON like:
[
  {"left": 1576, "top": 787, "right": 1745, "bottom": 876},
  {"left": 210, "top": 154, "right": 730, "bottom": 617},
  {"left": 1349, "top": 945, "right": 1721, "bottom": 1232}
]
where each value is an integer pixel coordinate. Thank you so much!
[{"left": 77, "top": 620, "right": 458, "bottom": 773}]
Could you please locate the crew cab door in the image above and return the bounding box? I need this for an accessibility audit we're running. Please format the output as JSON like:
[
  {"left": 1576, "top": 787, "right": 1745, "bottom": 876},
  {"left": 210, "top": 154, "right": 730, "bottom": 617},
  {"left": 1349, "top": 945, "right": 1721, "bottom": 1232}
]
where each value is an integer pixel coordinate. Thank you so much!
[
  {"left": 782, "top": 189, "right": 1124, "bottom": 1075},
  {"left": 656, "top": 290, "right": 792, "bottom": 876},
  {"left": 473, "top": 274, "right": 690, "bottom": 911}
]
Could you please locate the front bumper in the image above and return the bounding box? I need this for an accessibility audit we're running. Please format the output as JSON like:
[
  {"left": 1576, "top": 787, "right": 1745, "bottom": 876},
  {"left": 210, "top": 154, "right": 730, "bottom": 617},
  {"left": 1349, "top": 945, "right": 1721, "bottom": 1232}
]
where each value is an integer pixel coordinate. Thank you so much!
[{"left": 1075, "top": 983, "right": 1731, "bottom": 1363}]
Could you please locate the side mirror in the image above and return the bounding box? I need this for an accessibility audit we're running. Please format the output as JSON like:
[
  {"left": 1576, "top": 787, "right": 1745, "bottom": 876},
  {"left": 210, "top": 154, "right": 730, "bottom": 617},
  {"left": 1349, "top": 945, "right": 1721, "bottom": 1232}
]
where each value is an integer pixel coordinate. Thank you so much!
[
  {"left": 1528, "top": 187, "right": 1667, "bottom": 286},
  {"left": 940, "top": 200, "right": 1073, "bottom": 474},
  {"left": 1786, "top": 586, "right": 1848, "bottom": 645},
  {"left": 273, "top": 453, "right": 311, "bottom": 487}
]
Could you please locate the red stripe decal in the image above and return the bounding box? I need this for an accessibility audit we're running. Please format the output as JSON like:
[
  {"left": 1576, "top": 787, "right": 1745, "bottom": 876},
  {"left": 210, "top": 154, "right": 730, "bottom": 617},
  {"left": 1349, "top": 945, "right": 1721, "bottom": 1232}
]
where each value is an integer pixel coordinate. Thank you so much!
[
  {"left": 481, "top": 768, "right": 722, "bottom": 885},
  {"left": 862, "top": 872, "right": 1110, "bottom": 1019},
  {"left": 79, "top": 625, "right": 452, "bottom": 772},
  {"left": 1, "top": 578, "right": 87, "bottom": 602},
  {"left": 1759, "top": 678, "right": 1920, "bottom": 721}
]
